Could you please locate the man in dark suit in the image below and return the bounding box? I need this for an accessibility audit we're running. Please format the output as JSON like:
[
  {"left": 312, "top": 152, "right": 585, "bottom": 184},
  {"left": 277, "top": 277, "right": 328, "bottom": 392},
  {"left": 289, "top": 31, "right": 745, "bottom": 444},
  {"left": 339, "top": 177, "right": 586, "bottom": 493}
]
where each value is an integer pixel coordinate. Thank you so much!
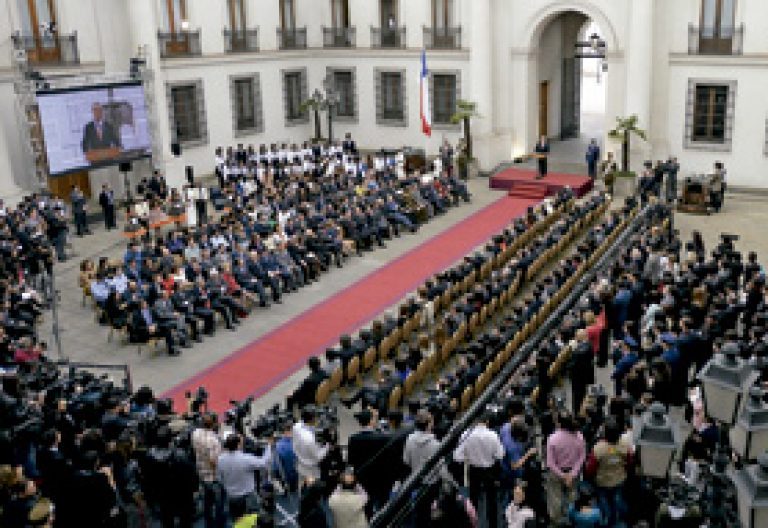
[
  {"left": 347, "top": 409, "right": 395, "bottom": 518},
  {"left": 534, "top": 135, "right": 550, "bottom": 179},
  {"left": 81, "top": 103, "right": 121, "bottom": 157},
  {"left": 98, "top": 184, "right": 116, "bottom": 230},
  {"left": 70, "top": 185, "right": 90, "bottom": 236},
  {"left": 130, "top": 299, "right": 179, "bottom": 355},
  {"left": 286, "top": 356, "right": 328, "bottom": 410}
]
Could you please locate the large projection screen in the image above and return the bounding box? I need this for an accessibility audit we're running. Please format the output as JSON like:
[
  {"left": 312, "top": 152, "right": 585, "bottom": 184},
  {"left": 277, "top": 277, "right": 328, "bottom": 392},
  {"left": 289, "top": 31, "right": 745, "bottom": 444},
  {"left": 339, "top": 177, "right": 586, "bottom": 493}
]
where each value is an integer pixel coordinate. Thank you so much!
[{"left": 36, "top": 82, "right": 153, "bottom": 176}]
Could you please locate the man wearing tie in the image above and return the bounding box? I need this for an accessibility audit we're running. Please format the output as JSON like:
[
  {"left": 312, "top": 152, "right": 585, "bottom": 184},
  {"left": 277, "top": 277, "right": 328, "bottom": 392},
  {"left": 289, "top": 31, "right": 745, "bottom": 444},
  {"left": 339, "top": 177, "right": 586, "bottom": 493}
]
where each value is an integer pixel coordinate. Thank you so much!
[
  {"left": 82, "top": 103, "right": 121, "bottom": 159},
  {"left": 98, "top": 184, "right": 116, "bottom": 230},
  {"left": 534, "top": 135, "right": 550, "bottom": 179},
  {"left": 130, "top": 299, "right": 180, "bottom": 356}
]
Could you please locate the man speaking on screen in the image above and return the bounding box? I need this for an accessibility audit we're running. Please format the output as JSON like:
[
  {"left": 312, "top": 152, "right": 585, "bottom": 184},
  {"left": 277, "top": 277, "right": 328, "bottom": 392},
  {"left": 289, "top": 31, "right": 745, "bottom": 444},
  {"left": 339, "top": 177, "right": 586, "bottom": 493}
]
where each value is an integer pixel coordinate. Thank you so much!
[{"left": 82, "top": 102, "right": 122, "bottom": 163}]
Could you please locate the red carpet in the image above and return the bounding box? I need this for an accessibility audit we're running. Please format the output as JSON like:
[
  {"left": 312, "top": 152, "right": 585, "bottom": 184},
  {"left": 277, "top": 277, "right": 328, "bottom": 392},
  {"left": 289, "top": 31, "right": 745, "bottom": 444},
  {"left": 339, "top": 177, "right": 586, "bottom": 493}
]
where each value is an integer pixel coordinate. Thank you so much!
[
  {"left": 490, "top": 167, "right": 593, "bottom": 197},
  {"left": 163, "top": 196, "right": 538, "bottom": 412}
]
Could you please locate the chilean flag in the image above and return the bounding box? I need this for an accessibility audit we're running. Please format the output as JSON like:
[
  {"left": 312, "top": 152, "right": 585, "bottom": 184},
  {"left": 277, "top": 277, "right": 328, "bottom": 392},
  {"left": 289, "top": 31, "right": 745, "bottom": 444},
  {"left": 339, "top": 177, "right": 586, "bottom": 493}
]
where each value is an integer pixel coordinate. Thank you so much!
[{"left": 419, "top": 49, "right": 432, "bottom": 137}]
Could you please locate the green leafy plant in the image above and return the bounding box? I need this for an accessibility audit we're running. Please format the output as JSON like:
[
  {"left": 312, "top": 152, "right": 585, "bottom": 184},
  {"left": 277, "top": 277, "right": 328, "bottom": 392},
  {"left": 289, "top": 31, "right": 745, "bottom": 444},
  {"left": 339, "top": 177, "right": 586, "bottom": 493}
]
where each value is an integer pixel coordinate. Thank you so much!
[
  {"left": 450, "top": 99, "right": 480, "bottom": 160},
  {"left": 607, "top": 114, "right": 647, "bottom": 173}
]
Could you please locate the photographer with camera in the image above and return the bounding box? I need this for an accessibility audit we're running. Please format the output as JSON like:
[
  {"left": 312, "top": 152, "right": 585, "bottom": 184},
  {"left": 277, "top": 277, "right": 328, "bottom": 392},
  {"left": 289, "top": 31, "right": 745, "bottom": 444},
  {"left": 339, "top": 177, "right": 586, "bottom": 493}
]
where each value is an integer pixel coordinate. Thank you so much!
[
  {"left": 216, "top": 432, "right": 272, "bottom": 521},
  {"left": 292, "top": 407, "right": 330, "bottom": 483},
  {"left": 191, "top": 413, "right": 226, "bottom": 528},
  {"left": 142, "top": 426, "right": 199, "bottom": 527}
]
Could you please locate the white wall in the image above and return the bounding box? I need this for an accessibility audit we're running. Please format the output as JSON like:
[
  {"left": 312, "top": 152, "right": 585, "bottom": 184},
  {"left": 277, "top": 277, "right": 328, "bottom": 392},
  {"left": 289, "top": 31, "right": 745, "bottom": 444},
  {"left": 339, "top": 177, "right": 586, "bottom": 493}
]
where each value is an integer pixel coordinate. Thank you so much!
[
  {"left": 1, "top": 0, "right": 768, "bottom": 194},
  {"left": 667, "top": 62, "right": 768, "bottom": 188}
]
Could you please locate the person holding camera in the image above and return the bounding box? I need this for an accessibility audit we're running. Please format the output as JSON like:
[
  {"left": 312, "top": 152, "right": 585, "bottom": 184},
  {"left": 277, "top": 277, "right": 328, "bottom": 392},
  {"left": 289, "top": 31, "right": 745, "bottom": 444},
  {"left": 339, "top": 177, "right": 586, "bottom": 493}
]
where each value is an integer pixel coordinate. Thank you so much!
[
  {"left": 192, "top": 413, "right": 226, "bottom": 528},
  {"left": 328, "top": 469, "right": 369, "bottom": 528},
  {"left": 216, "top": 432, "right": 272, "bottom": 521},
  {"left": 292, "top": 407, "right": 329, "bottom": 483}
]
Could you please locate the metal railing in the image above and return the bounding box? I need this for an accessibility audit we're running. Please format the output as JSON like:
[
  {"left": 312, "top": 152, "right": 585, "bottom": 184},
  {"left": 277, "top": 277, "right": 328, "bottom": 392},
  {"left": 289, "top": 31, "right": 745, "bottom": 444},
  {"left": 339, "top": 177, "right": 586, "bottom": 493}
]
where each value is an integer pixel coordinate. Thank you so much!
[
  {"left": 157, "top": 30, "right": 202, "bottom": 58},
  {"left": 423, "top": 26, "right": 462, "bottom": 49},
  {"left": 12, "top": 32, "right": 80, "bottom": 66},
  {"left": 371, "top": 26, "right": 406, "bottom": 48},
  {"left": 688, "top": 23, "right": 743, "bottom": 55},
  {"left": 322, "top": 26, "right": 356, "bottom": 48},
  {"left": 371, "top": 203, "right": 651, "bottom": 527},
  {"left": 223, "top": 28, "right": 259, "bottom": 52},
  {"left": 277, "top": 27, "right": 307, "bottom": 50}
]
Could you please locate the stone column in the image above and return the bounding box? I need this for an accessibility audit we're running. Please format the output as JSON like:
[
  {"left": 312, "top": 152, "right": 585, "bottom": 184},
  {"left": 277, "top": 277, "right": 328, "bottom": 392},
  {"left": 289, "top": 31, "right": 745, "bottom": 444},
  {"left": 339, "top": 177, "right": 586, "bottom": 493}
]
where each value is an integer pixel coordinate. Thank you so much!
[
  {"left": 127, "top": 0, "right": 181, "bottom": 187},
  {"left": 624, "top": 0, "right": 654, "bottom": 169},
  {"left": 0, "top": 119, "right": 24, "bottom": 204},
  {"left": 468, "top": 0, "right": 493, "bottom": 169}
]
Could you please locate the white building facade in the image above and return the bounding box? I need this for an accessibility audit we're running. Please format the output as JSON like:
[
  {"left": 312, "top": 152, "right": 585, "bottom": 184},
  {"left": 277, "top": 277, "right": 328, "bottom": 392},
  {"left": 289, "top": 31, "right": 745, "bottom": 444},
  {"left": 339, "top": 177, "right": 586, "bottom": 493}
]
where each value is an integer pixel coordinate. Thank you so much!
[{"left": 0, "top": 0, "right": 766, "bottom": 198}]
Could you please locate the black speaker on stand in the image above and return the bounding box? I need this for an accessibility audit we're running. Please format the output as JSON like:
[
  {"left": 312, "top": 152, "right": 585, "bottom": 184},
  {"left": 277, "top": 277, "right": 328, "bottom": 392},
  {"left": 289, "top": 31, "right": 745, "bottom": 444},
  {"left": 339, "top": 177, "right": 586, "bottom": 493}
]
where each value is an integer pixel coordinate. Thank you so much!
[
  {"left": 185, "top": 165, "right": 194, "bottom": 186},
  {"left": 118, "top": 161, "right": 133, "bottom": 206}
]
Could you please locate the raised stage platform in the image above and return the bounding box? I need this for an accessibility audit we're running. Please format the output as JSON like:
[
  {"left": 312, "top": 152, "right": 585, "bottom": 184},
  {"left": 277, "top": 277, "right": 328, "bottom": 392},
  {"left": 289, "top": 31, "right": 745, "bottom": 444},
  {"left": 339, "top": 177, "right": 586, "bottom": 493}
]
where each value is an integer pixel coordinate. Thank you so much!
[{"left": 489, "top": 167, "right": 594, "bottom": 199}]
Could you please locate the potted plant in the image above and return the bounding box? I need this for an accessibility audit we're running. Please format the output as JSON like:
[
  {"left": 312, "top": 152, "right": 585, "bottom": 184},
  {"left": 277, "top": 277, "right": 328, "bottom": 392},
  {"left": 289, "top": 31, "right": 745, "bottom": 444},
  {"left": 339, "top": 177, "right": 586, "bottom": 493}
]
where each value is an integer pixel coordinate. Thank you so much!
[
  {"left": 451, "top": 100, "right": 480, "bottom": 178},
  {"left": 607, "top": 114, "right": 647, "bottom": 173}
]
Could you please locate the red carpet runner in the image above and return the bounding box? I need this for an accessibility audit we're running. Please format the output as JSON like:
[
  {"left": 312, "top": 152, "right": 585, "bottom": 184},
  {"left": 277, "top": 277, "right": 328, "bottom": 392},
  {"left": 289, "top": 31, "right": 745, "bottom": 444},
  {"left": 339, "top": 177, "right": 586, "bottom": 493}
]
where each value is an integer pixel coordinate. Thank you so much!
[{"left": 163, "top": 196, "right": 538, "bottom": 412}]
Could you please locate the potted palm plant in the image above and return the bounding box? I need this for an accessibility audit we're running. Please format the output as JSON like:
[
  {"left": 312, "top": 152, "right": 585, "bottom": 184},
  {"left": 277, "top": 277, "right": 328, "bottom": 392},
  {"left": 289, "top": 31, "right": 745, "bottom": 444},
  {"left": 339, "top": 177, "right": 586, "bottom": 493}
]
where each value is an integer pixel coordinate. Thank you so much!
[
  {"left": 607, "top": 114, "right": 647, "bottom": 196},
  {"left": 450, "top": 99, "right": 480, "bottom": 179}
]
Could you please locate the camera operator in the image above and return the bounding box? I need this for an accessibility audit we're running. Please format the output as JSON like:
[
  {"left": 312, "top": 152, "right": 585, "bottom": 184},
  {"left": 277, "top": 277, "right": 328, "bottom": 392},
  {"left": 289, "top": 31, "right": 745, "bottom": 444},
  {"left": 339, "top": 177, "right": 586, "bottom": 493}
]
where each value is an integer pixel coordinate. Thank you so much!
[
  {"left": 191, "top": 413, "right": 226, "bottom": 528},
  {"left": 292, "top": 407, "right": 329, "bottom": 483},
  {"left": 141, "top": 426, "right": 199, "bottom": 528},
  {"left": 217, "top": 432, "right": 272, "bottom": 520}
]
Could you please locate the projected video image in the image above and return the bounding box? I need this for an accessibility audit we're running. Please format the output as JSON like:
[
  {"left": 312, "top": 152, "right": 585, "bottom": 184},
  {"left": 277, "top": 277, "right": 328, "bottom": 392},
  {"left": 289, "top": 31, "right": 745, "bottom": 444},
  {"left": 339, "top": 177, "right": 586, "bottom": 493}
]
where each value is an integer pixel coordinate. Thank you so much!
[{"left": 36, "top": 83, "right": 152, "bottom": 175}]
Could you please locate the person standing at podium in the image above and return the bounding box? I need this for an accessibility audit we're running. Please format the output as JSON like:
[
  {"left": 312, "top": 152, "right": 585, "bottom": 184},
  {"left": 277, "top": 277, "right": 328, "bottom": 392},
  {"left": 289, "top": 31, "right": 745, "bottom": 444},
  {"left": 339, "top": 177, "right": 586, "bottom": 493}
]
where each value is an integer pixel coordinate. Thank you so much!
[{"left": 534, "top": 135, "right": 550, "bottom": 179}]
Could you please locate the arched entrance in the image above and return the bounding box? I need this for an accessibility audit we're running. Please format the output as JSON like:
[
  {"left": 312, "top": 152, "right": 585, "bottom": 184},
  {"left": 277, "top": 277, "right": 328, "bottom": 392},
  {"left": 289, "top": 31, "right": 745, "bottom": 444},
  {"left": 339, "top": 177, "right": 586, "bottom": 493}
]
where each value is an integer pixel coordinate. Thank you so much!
[
  {"left": 509, "top": 2, "right": 622, "bottom": 171},
  {"left": 535, "top": 11, "right": 606, "bottom": 167}
]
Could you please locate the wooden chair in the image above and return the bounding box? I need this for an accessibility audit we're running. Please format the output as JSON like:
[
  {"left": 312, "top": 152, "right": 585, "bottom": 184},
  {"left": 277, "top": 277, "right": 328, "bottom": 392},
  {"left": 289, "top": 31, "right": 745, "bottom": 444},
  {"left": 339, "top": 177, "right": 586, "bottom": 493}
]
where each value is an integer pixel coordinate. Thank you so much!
[
  {"left": 403, "top": 372, "right": 417, "bottom": 397},
  {"left": 455, "top": 321, "right": 468, "bottom": 342},
  {"left": 315, "top": 379, "right": 331, "bottom": 405},
  {"left": 468, "top": 312, "right": 479, "bottom": 335},
  {"left": 362, "top": 346, "right": 377, "bottom": 373},
  {"left": 388, "top": 385, "right": 403, "bottom": 410},
  {"left": 379, "top": 335, "right": 393, "bottom": 361},
  {"left": 460, "top": 386, "right": 473, "bottom": 412},
  {"left": 346, "top": 356, "right": 360, "bottom": 385},
  {"left": 440, "top": 339, "right": 455, "bottom": 364},
  {"left": 329, "top": 365, "right": 344, "bottom": 392}
]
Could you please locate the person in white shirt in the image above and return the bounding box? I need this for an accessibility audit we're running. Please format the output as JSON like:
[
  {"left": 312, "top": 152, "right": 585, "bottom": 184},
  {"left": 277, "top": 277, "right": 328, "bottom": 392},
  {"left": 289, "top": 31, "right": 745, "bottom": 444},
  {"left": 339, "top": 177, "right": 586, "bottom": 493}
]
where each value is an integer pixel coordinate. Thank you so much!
[
  {"left": 216, "top": 432, "right": 271, "bottom": 520},
  {"left": 292, "top": 408, "right": 329, "bottom": 481},
  {"left": 453, "top": 412, "right": 504, "bottom": 527}
]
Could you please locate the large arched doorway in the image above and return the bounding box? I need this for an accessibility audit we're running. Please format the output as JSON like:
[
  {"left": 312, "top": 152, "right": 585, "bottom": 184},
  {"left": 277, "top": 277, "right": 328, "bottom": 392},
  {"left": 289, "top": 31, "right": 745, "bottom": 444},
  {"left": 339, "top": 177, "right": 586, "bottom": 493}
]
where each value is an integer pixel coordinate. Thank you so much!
[
  {"left": 508, "top": 2, "right": 622, "bottom": 172},
  {"left": 534, "top": 11, "right": 606, "bottom": 167}
]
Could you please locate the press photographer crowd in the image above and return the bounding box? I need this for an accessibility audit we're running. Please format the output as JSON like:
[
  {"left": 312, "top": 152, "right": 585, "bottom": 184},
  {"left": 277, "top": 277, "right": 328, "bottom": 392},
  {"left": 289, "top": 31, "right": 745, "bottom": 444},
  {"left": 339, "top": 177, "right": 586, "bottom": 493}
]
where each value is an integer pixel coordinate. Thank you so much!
[{"left": 1, "top": 135, "right": 767, "bottom": 528}]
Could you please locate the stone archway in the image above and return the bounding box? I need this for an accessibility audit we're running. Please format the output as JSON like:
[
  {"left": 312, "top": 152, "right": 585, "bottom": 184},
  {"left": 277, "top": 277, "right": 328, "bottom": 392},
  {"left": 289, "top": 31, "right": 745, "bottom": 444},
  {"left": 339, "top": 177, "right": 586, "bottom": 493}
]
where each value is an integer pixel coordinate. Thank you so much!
[{"left": 507, "top": 1, "right": 624, "bottom": 166}]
